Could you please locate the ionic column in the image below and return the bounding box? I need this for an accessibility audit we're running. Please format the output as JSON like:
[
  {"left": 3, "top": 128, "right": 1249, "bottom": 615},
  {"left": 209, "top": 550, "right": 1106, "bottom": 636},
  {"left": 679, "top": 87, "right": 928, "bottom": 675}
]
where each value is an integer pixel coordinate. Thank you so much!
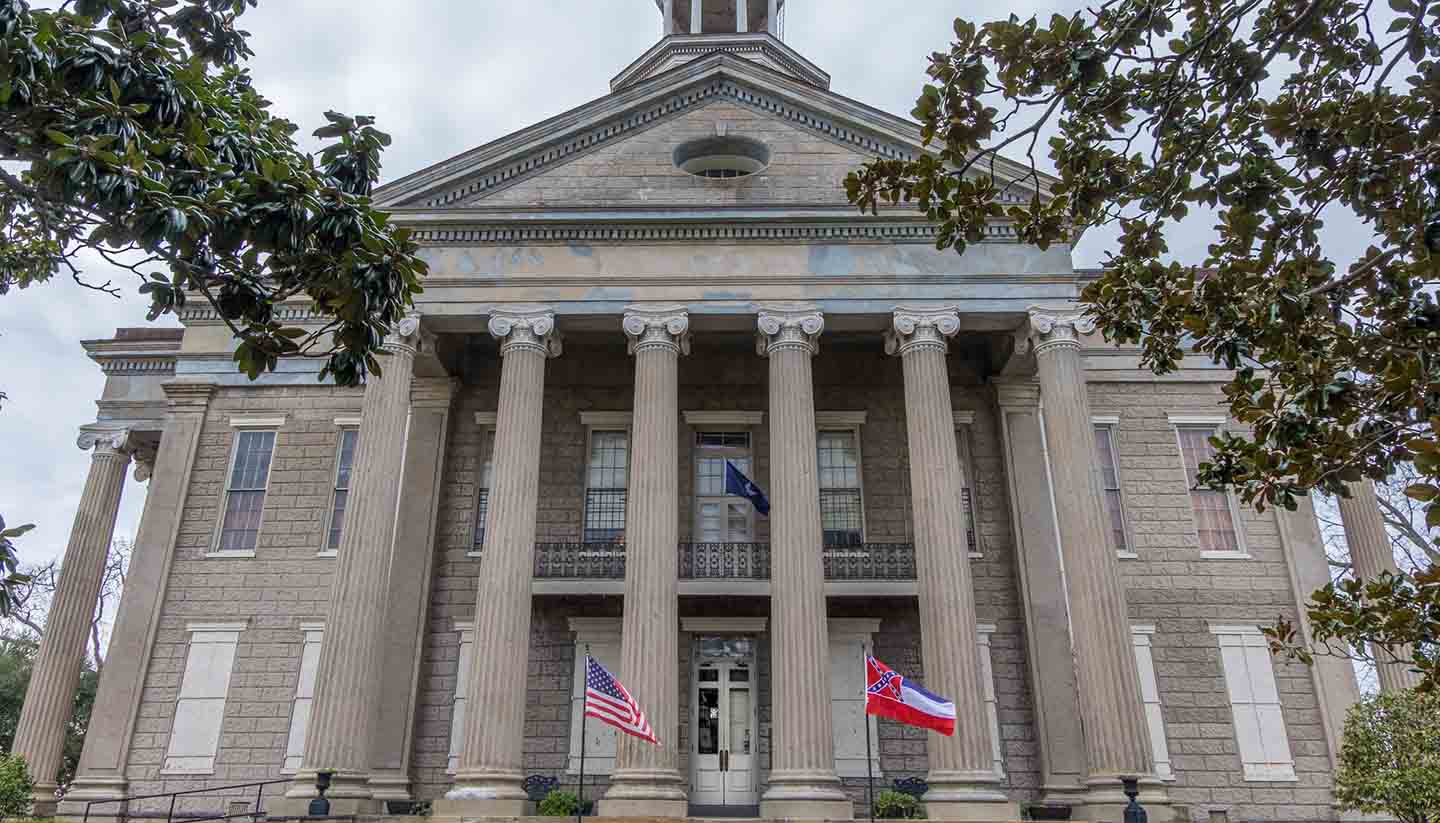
[
  {"left": 13, "top": 430, "right": 134, "bottom": 814},
  {"left": 440, "top": 308, "right": 560, "bottom": 816},
  {"left": 602, "top": 308, "right": 690, "bottom": 817},
  {"left": 1337, "top": 480, "right": 1422, "bottom": 692},
  {"left": 887, "top": 309, "right": 1018, "bottom": 820},
  {"left": 288, "top": 318, "right": 423, "bottom": 812},
  {"left": 65, "top": 382, "right": 215, "bottom": 809},
  {"left": 1028, "top": 306, "right": 1162, "bottom": 814},
  {"left": 755, "top": 305, "right": 852, "bottom": 821}
]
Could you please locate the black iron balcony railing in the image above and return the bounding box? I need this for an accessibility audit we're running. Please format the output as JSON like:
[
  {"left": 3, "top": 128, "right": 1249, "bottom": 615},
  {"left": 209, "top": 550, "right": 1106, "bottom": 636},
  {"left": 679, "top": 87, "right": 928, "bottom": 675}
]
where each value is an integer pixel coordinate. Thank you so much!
[
  {"left": 822, "top": 542, "right": 918, "bottom": 580},
  {"left": 530, "top": 542, "right": 916, "bottom": 581},
  {"left": 679, "top": 542, "right": 772, "bottom": 580},
  {"left": 534, "top": 541, "right": 627, "bottom": 579}
]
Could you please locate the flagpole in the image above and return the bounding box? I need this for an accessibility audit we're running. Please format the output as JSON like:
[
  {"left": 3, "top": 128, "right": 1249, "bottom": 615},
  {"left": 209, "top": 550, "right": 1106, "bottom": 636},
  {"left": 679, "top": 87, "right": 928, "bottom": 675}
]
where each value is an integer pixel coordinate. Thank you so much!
[
  {"left": 862, "top": 643, "right": 876, "bottom": 823},
  {"left": 578, "top": 646, "right": 590, "bottom": 823}
]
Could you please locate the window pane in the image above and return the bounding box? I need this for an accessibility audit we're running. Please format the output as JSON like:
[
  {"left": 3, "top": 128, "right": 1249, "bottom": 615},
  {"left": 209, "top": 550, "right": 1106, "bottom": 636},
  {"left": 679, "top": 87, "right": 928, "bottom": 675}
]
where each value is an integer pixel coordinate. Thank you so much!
[
  {"left": 1193, "top": 489, "right": 1239, "bottom": 551},
  {"left": 588, "top": 431, "right": 628, "bottom": 489},
  {"left": 230, "top": 431, "right": 275, "bottom": 490},
  {"left": 334, "top": 429, "right": 358, "bottom": 490},
  {"left": 817, "top": 431, "right": 858, "bottom": 490},
  {"left": 480, "top": 429, "right": 496, "bottom": 489},
  {"left": 820, "top": 488, "right": 863, "bottom": 547},
  {"left": 474, "top": 430, "right": 495, "bottom": 551},
  {"left": 1177, "top": 427, "right": 1216, "bottom": 482},
  {"left": 327, "top": 489, "right": 348, "bottom": 550},
  {"left": 584, "top": 489, "right": 626, "bottom": 543},
  {"left": 220, "top": 490, "right": 265, "bottom": 552},
  {"left": 1093, "top": 425, "right": 1128, "bottom": 552}
]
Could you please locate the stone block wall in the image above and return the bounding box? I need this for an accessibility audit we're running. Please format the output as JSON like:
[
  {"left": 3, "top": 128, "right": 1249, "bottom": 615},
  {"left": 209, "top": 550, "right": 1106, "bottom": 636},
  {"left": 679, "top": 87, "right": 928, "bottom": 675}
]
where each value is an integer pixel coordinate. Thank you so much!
[
  {"left": 125, "top": 385, "right": 361, "bottom": 804},
  {"left": 111, "top": 345, "right": 1341, "bottom": 821},
  {"left": 1093, "top": 381, "right": 1338, "bottom": 820}
]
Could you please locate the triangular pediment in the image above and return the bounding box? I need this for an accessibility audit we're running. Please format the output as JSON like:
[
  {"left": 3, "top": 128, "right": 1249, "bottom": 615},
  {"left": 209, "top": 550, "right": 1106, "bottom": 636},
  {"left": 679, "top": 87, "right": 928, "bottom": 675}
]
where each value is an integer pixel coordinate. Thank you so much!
[{"left": 376, "top": 52, "right": 1047, "bottom": 214}]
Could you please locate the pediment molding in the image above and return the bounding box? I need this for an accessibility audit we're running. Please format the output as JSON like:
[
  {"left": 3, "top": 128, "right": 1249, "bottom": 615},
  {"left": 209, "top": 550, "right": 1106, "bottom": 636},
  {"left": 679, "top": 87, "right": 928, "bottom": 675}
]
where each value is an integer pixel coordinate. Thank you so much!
[{"left": 409, "top": 78, "right": 917, "bottom": 211}]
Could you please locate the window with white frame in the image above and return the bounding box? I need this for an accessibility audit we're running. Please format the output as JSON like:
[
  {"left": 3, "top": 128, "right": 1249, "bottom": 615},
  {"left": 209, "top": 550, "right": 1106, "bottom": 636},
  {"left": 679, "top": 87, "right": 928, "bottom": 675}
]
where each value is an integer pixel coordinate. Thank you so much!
[
  {"left": 162, "top": 622, "right": 246, "bottom": 774},
  {"left": 1211, "top": 625, "right": 1297, "bottom": 782},
  {"left": 818, "top": 430, "right": 863, "bottom": 547},
  {"left": 954, "top": 426, "right": 981, "bottom": 556},
  {"left": 1174, "top": 423, "right": 1245, "bottom": 555},
  {"left": 326, "top": 430, "right": 358, "bottom": 552},
  {"left": 472, "top": 428, "right": 496, "bottom": 554},
  {"left": 584, "top": 430, "right": 629, "bottom": 543},
  {"left": 217, "top": 429, "right": 277, "bottom": 554},
  {"left": 566, "top": 619, "right": 622, "bottom": 775},
  {"left": 1130, "top": 626, "right": 1174, "bottom": 780},
  {"left": 695, "top": 431, "right": 755, "bottom": 543},
  {"left": 1093, "top": 422, "right": 1132, "bottom": 556},
  {"left": 282, "top": 623, "right": 323, "bottom": 773},
  {"left": 828, "top": 621, "right": 881, "bottom": 778}
]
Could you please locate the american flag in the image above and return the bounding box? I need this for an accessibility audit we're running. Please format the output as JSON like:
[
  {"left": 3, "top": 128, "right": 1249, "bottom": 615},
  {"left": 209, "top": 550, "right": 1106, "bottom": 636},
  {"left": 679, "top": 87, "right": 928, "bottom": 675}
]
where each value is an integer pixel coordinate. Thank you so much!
[{"left": 584, "top": 656, "right": 658, "bottom": 744}]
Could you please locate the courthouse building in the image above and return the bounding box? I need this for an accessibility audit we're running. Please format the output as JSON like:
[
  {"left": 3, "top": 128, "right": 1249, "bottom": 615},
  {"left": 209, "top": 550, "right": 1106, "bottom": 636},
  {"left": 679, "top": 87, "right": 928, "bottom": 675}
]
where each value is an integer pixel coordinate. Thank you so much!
[{"left": 13, "top": 1, "right": 1414, "bottom": 821}]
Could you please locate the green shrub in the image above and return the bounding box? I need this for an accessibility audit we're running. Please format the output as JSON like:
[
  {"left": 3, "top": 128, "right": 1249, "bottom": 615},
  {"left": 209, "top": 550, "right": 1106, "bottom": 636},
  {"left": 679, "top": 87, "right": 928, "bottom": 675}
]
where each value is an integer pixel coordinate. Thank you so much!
[
  {"left": 873, "top": 789, "right": 925, "bottom": 819},
  {"left": 1336, "top": 690, "right": 1440, "bottom": 823},
  {"left": 536, "top": 789, "right": 579, "bottom": 817},
  {"left": 0, "top": 754, "right": 34, "bottom": 820}
]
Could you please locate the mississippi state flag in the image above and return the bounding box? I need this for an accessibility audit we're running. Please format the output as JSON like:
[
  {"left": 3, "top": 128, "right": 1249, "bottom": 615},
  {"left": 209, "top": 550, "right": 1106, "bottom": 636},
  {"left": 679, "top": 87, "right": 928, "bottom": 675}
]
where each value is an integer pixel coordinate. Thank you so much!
[{"left": 865, "top": 655, "right": 956, "bottom": 736}]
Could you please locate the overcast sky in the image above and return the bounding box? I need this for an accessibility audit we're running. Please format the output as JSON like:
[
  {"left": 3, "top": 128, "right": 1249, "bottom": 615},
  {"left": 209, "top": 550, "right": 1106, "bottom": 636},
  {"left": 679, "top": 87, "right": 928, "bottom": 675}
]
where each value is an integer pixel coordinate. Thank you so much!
[{"left": 0, "top": 0, "right": 1374, "bottom": 567}]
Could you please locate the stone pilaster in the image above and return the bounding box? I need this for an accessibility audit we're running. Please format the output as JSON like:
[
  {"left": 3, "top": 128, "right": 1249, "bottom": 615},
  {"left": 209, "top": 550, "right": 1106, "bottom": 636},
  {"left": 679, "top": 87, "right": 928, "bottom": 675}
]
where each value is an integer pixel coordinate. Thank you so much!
[
  {"left": 755, "top": 305, "right": 852, "bottom": 821},
  {"left": 13, "top": 430, "right": 134, "bottom": 814},
  {"left": 1337, "top": 480, "right": 1423, "bottom": 692},
  {"left": 64, "top": 382, "right": 215, "bottom": 809},
  {"left": 602, "top": 308, "right": 690, "bottom": 817},
  {"left": 994, "top": 380, "right": 1088, "bottom": 808},
  {"left": 369, "top": 378, "right": 457, "bottom": 801},
  {"left": 287, "top": 318, "right": 423, "bottom": 812},
  {"left": 886, "top": 308, "right": 1018, "bottom": 821},
  {"left": 1028, "top": 306, "right": 1168, "bottom": 818},
  {"left": 439, "top": 308, "right": 560, "bottom": 817}
]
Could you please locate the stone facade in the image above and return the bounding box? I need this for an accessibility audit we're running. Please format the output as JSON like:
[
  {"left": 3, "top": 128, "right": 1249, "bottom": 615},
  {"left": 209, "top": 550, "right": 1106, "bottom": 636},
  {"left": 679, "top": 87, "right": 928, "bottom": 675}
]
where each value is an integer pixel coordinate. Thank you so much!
[{"left": 20, "top": 5, "right": 1369, "bottom": 823}]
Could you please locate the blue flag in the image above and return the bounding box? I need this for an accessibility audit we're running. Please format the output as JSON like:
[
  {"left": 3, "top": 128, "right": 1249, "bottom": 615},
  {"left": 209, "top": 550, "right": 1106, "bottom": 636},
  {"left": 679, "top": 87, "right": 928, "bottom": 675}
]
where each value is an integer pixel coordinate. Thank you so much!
[{"left": 725, "top": 460, "right": 770, "bottom": 516}]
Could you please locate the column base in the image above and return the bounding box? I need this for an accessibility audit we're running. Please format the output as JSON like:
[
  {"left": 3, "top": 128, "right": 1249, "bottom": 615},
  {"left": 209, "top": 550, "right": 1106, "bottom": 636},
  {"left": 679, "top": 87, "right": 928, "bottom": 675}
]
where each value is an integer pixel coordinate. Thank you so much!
[
  {"left": 367, "top": 772, "right": 414, "bottom": 804},
  {"left": 761, "top": 768, "right": 853, "bottom": 820},
  {"left": 434, "top": 768, "right": 531, "bottom": 817},
  {"left": 59, "top": 777, "right": 130, "bottom": 820},
  {"left": 272, "top": 770, "right": 383, "bottom": 817},
  {"left": 923, "top": 800, "right": 1024, "bottom": 821},
  {"left": 922, "top": 770, "right": 1019, "bottom": 822},
  {"left": 600, "top": 766, "right": 688, "bottom": 816},
  {"left": 30, "top": 785, "right": 59, "bottom": 819}
]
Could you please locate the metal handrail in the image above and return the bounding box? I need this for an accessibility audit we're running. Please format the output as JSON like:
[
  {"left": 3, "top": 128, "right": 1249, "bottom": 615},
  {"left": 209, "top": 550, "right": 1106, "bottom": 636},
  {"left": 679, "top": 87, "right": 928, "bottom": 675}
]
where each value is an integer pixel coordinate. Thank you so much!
[{"left": 82, "top": 779, "right": 290, "bottom": 823}]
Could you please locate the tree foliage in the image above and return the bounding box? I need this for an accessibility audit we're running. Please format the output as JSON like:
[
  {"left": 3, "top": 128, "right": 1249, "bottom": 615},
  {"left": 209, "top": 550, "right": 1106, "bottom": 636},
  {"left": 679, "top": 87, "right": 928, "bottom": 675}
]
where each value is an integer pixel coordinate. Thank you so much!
[
  {"left": 847, "top": 0, "right": 1440, "bottom": 684},
  {"left": 0, "top": 634, "right": 98, "bottom": 789},
  {"left": 0, "top": 0, "right": 425, "bottom": 385},
  {"left": 0, "top": 517, "right": 32, "bottom": 620},
  {"left": 0, "top": 751, "right": 32, "bottom": 820},
  {"left": 1335, "top": 690, "right": 1440, "bottom": 823}
]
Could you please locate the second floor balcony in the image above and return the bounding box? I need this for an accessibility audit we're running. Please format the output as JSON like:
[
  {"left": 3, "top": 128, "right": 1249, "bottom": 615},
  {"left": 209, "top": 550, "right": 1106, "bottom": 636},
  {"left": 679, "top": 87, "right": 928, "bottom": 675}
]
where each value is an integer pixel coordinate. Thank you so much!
[{"left": 528, "top": 540, "right": 918, "bottom": 597}]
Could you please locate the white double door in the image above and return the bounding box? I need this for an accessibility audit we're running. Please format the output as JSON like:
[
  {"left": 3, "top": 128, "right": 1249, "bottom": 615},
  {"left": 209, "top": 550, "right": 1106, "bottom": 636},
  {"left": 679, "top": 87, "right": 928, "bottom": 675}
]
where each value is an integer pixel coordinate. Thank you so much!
[{"left": 690, "top": 660, "right": 758, "bottom": 807}]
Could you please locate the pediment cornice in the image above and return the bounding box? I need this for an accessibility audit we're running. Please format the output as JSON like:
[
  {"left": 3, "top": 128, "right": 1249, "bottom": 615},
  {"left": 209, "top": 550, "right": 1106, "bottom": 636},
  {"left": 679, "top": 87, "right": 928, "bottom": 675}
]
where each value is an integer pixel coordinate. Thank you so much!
[{"left": 374, "top": 52, "right": 1049, "bottom": 212}]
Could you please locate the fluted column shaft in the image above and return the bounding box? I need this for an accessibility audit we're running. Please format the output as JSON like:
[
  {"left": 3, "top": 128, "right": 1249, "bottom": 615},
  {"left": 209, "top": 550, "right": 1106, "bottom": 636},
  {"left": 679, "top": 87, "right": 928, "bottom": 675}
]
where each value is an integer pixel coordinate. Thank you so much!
[
  {"left": 14, "top": 434, "right": 132, "bottom": 811},
  {"left": 756, "top": 306, "right": 851, "bottom": 819},
  {"left": 603, "top": 309, "right": 690, "bottom": 815},
  {"left": 295, "top": 323, "right": 420, "bottom": 807},
  {"left": 1337, "top": 480, "right": 1422, "bottom": 692},
  {"left": 443, "top": 310, "right": 559, "bottom": 815},
  {"left": 1029, "top": 308, "right": 1154, "bottom": 798},
  {"left": 888, "top": 309, "right": 1015, "bottom": 817}
]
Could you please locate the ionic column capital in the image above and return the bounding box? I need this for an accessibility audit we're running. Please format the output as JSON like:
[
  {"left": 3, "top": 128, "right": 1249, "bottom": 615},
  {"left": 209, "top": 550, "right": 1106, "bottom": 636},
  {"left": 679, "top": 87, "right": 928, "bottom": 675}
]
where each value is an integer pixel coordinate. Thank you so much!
[
  {"left": 75, "top": 428, "right": 137, "bottom": 461},
  {"left": 489, "top": 307, "right": 562, "bottom": 358},
  {"left": 755, "top": 304, "right": 824, "bottom": 357},
  {"left": 885, "top": 306, "right": 960, "bottom": 357},
  {"left": 623, "top": 306, "right": 691, "bottom": 356},
  {"left": 382, "top": 314, "right": 432, "bottom": 358},
  {"left": 1027, "top": 305, "right": 1097, "bottom": 355}
]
